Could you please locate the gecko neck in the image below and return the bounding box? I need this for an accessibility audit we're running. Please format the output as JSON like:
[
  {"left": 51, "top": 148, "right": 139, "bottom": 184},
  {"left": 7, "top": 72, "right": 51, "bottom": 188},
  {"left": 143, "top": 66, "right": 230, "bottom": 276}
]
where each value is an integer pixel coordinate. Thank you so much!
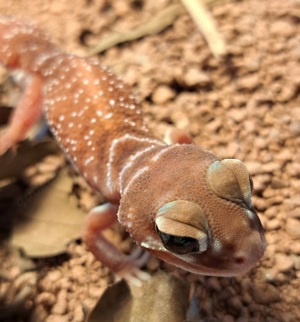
[{"left": 104, "top": 132, "right": 165, "bottom": 201}]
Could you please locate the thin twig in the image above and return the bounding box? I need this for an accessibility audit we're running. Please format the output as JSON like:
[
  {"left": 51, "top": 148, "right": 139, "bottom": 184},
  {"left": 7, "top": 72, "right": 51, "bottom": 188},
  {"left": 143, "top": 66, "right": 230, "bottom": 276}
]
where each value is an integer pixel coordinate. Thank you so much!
[
  {"left": 88, "top": 0, "right": 227, "bottom": 57},
  {"left": 180, "top": 0, "right": 226, "bottom": 58},
  {"left": 88, "top": 4, "right": 185, "bottom": 55}
]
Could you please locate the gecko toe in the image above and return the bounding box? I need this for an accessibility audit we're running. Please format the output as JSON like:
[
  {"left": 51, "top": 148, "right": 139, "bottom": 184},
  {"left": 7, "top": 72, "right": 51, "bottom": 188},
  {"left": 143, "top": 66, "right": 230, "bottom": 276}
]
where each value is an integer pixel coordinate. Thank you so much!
[{"left": 129, "top": 247, "right": 150, "bottom": 267}]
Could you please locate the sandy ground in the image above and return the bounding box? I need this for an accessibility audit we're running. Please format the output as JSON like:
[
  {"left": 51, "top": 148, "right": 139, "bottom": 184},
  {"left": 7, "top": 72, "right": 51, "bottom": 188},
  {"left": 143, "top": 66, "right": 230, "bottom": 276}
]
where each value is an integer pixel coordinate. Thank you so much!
[{"left": 0, "top": 0, "right": 299, "bottom": 321}]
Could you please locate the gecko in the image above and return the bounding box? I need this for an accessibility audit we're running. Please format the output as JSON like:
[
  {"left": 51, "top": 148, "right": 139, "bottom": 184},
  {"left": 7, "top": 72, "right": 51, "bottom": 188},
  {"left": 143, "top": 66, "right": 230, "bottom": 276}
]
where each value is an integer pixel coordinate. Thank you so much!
[{"left": 0, "top": 16, "right": 265, "bottom": 286}]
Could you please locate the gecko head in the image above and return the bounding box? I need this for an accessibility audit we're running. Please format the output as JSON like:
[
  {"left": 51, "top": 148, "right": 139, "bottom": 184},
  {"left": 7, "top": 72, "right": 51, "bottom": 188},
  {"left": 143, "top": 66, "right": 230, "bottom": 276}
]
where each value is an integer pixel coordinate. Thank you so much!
[
  {"left": 152, "top": 157, "right": 266, "bottom": 276},
  {"left": 119, "top": 145, "right": 265, "bottom": 276}
]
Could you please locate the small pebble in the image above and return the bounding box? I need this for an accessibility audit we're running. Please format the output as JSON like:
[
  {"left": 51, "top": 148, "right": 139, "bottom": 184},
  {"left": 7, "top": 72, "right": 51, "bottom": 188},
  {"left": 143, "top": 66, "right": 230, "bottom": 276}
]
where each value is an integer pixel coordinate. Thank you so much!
[
  {"left": 274, "top": 253, "right": 294, "bottom": 272},
  {"left": 183, "top": 68, "right": 211, "bottom": 87},
  {"left": 270, "top": 20, "right": 295, "bottom": 37},
  {"left": 266, "top": 218, "right": 281, "bottom": 231},
  {"left": 286, "top": 218, "right": 300, "bottom": 238},
  {"left": 250, "top": 282, "right": 280, "bottom": 304},
  {"left": 46, "top": 315, "right": 69, "bottom": 322},
  {"left": 237, "top": 74, "right": 260, "bottom": 90},
  {"left": 152, "top": 85, "right": 176, "bottom": 104},
  {"left": 223, "top": 314, "right": 235, "bottom": 322}
]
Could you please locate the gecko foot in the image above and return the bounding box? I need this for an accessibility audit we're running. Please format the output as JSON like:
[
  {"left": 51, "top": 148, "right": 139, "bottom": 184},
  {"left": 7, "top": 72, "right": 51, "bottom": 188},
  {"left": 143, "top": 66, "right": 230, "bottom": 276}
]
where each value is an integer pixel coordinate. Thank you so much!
[{"left": 115, "top": 248, "right": 151, "bottom": 287}]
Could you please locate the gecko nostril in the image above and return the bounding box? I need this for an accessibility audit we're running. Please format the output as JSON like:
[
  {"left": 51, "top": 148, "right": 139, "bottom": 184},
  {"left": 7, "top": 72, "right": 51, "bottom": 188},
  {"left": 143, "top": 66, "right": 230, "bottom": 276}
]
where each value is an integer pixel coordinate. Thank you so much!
[{"left": 234, "top": 256, "right": 245, "bottom": 265}]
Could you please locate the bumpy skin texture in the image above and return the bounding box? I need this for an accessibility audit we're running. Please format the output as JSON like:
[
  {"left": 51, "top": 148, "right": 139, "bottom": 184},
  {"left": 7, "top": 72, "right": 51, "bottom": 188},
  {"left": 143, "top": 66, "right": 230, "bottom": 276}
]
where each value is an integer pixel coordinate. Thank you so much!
[{"left": 0, "top": 16, "right": 265, "bottom": 279}]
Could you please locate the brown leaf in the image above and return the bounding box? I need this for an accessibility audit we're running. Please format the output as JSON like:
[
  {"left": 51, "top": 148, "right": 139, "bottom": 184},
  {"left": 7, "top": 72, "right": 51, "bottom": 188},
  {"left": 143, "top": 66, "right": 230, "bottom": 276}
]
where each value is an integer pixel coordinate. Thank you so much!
[
  {"left": 9, "top": 169, "right": 85, "bottom": 257},
  {"left": 0, "top": 139, "right": 59, "bottom": 180},
  {"left": 88, "top": 270, "right": 190, "bottom": 322},
  {"left": 88, "top": 279, "right": 132, "bottom": 322}
]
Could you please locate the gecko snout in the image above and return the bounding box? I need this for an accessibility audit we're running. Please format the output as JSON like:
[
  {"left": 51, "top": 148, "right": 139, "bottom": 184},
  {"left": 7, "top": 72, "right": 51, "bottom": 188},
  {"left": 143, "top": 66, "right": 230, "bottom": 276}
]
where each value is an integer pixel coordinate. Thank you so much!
[
  {"left": 207, "top": 158, "right": 266, "bottom": 272},
  {"left": 155, "top": 200, "right": 209, "bottom": 255}
]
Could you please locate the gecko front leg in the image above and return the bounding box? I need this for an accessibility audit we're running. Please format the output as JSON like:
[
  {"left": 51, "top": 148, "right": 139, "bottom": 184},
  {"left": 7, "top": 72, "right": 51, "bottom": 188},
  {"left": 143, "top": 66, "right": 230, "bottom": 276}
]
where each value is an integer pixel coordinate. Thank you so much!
[
  {"left": 82, "top": 203, "right": 150, "bottom": 286},
  {"left": 0, "top": 74, "right": 43, "bottom": 154}
]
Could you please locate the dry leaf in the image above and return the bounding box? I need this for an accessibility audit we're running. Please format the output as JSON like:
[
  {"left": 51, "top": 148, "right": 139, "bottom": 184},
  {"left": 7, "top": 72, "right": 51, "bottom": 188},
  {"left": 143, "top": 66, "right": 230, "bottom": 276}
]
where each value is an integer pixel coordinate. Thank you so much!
[
  {"left": 0, "top": 139, "right": 59, "bottom": 181},
  {"left": 88, "top": 270, "right": 190, "bottom": 322},
  {"left": 9, "top": 169, "right": 85, "bottom": 257}
]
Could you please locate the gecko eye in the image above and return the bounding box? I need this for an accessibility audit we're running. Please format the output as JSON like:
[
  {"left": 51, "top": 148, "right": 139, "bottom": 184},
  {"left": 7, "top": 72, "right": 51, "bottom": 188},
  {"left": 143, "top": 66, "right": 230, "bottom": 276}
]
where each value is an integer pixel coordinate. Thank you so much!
[
  {"left": 155, "top": 200, "right": 209, "bottom": 255},
  {"left": 157, "top": 230, "right": 199, "bottom": 255},
  {"left": 207, "top": 159, "right": 253, "bottom": 209}
]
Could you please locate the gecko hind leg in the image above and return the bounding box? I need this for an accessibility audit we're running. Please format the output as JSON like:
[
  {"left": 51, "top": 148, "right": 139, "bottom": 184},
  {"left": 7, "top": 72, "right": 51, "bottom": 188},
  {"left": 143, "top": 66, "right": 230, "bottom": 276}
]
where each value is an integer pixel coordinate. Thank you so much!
[
  {"left": 164, "top": 128, "right": 194, "bottom": 145},
  {"left": 83, "top": 202, "right": 150, "bottom": 287}
]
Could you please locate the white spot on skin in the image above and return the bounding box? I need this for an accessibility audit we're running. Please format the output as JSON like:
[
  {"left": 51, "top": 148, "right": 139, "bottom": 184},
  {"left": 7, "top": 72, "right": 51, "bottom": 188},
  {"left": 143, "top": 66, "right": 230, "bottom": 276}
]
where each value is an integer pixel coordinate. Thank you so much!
[
  {"left": 84, "top": 156, "right": 94, "bottom": 166},
  {"left": 128, "top": 121, "right": 136, "bottom": 127},
  {"left": 246, "top": 209, "right": 255, "bottom": 220},
  {"left": 109, "top": 99, "right": 115, "bottom": 107},
  {"left": 140, "top": 237, "right": 166, "bottom": 251},
  {"left": 212, "top": 239, "right": 223, "bottom": 253},
  {"left": 104, "top": 112, "right": 113, "bottom": 119}
]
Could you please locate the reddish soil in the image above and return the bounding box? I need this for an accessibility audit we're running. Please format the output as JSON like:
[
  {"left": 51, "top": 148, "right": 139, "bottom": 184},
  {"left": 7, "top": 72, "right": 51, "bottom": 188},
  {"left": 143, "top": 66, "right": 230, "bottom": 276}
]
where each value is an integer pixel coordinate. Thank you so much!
[{"left": 0, "top": 0, "right": 299, "bottom": 321}]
